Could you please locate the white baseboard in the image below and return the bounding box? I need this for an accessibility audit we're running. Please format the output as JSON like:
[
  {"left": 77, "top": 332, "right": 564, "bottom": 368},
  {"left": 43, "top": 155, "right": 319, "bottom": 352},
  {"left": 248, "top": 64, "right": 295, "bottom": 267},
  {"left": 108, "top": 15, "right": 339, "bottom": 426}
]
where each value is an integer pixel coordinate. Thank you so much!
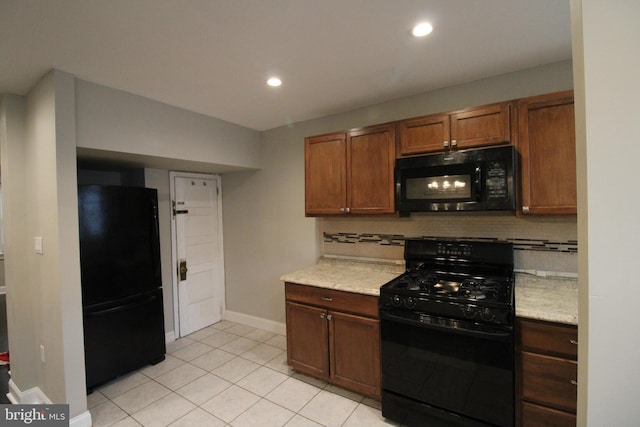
[
  {"left": 165, "top": 330, "right": 176, "bottom": 344},
  {"left": 8, "top": 380, "right": 93, "bottom": 427},
  {"left": 7, "top": 379, "right": 52, "bottom": 404},
  {"left": 70, "top": 410, "right": 93, "bottom": 427},
  {"left": 224, "top": 310, "right": 286, "bottom": 336}
]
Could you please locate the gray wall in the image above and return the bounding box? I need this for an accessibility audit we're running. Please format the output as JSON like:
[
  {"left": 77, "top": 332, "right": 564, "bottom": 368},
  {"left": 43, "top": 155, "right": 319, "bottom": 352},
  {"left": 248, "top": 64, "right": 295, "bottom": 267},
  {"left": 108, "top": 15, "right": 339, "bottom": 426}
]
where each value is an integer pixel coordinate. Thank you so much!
[
  {"left": 75, "top": 79, "right": 261, "bottom": 172},
  {"left": 222, "top": 60, "right": 574, "bottom": 325}
]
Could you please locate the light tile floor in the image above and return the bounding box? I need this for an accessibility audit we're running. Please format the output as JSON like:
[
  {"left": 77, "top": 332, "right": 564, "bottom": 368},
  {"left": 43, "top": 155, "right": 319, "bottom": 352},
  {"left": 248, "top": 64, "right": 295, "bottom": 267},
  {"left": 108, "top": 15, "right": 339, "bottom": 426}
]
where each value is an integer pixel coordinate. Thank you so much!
[{"left": 88, "top": 320, "right": 399, "bottom": 427}]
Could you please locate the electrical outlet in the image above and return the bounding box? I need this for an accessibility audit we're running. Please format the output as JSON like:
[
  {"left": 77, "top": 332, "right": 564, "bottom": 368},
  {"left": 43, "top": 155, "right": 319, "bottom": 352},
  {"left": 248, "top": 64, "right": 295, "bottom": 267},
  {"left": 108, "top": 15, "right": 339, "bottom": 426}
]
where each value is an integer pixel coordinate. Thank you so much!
[{"left": 40, "top": 344, "right": 45, "bottom": 363}]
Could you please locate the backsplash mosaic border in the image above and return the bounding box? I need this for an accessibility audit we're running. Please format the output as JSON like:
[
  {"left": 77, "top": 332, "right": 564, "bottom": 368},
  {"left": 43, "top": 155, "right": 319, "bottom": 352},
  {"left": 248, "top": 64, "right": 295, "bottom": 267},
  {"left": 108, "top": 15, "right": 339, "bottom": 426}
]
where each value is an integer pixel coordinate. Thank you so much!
[{"left": 323, "top": 232, "right": 578, "bottom": 253}]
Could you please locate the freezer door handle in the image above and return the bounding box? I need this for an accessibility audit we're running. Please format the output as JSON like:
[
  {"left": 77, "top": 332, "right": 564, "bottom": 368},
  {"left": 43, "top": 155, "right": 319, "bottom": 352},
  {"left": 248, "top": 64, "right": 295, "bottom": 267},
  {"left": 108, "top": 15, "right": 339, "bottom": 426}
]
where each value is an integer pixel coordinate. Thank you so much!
[{"left": 85, "top": 294, "right": 159, "bottom": 317}]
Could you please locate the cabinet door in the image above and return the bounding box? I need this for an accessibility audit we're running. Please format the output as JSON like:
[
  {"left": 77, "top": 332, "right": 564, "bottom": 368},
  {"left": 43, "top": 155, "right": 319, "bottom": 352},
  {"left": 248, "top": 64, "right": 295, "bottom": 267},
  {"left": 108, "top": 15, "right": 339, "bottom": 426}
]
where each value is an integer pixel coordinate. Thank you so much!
[
  {"left": 451, "top": 102, "right": 511, "bottom": 150},
  {"left": 328, "top": 311, "right": 381, "bottom": 399},
  {"left": 305, "top": 132, "right": 347, "bottom": 215},
  {"left": 399, "top": 113, "right": 450, "bottom": 155},
  {"left": 518, "top": 91, "right": 576, "bottom": 214},
  {"left": 347, "top": 124, "right": 396, "bottom": 214},
  {"left": 286, "top": 301, "right": 329, "bottom": 379}
]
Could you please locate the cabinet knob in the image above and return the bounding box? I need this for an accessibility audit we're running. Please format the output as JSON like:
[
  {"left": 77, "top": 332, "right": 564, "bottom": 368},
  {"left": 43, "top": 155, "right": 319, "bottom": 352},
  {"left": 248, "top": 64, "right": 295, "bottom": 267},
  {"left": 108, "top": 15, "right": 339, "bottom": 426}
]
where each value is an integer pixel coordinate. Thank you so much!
[
  {"left": 340, "top": 207, "right": 345, "bottom": 213},
  {"left": 327, "top": 314, "right": 333, "bottom": 321},
  {"left": 570, "top": 380, "right": 578, "bottom": 386},
  {"left": 320, "top": 312, "right": 326, "bottom": 319},
  {"left": 570, "top": 339, "right": 578, "bottom": 345},
  {"left": 522, "top": 206, "right": 530, "bottom": 214},
  {"left": 345, "top": 207, "right": 350, "bottom": 214},
  {"left": 451, "top": 139, "right": 457, "bottom": 148},
  {"left": 443, "top": 140, "right": 450, "bottom": 149}
]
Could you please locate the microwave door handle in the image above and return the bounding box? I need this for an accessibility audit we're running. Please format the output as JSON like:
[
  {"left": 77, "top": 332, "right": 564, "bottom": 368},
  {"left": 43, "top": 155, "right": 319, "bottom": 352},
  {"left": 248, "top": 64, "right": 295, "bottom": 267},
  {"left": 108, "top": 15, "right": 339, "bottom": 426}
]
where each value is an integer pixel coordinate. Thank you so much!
[{"left": 474, "top": 166, "right": 482, "bottom": 201}]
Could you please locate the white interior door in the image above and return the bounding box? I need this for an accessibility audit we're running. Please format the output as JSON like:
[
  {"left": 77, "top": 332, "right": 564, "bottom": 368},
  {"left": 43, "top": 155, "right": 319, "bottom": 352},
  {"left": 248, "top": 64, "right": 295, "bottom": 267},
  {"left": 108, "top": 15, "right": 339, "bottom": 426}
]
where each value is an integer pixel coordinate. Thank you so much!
[{"left": 171, "top": 173, "right": 224, "bottom": 337}]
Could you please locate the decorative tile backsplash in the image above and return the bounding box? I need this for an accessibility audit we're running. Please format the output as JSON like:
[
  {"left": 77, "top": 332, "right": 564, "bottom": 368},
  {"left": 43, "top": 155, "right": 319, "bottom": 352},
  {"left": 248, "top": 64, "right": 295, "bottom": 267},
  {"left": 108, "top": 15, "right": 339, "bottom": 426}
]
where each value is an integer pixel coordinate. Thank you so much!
[
  {"left": 320, "top": 213, "right": 578, "bottom": 274},
  {"left": 323, "top": 232, "right": 578, "bottom": 253}
]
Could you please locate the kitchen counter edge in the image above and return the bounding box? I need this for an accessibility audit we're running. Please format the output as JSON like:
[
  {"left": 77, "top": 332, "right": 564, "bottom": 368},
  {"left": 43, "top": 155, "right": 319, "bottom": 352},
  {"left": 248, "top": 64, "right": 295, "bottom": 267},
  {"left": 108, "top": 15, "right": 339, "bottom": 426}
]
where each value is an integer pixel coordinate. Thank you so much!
[{"left": 280, "top": 258, "right": 578, "bottom": 325}]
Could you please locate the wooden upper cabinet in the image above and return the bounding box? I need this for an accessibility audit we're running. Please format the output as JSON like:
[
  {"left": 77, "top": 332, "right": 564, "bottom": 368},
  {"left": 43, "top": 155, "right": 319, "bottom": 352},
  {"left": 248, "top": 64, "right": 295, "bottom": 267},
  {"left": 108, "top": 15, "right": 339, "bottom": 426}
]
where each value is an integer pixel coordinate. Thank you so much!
[
  {"left": 305, "top": 123, "right": 396, "bottom": 216},
  {"left": 400, "top": 113, "right": 450, "bottom": 155},
  {"left": 517, "top": 91, "right": 576, "bottom": 215},
  {"left": 451, "top": 102, "right": 511, "bottom": 150},
  {"left": 305, "top": 132, "right": 347, "bottom": 215},
  {"left": 399, "top": 102, "right": 511, "bottom": 156},
  {"left": 346, "top": 124, "right": 396, "bottom": 215}
]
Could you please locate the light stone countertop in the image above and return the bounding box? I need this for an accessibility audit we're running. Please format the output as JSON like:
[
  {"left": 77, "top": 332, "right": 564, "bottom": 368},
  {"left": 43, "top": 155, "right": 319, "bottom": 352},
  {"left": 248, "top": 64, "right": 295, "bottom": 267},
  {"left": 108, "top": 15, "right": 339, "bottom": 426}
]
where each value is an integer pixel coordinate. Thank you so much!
[
  {"left": 279, "top": 255, "right": 405, "bottom": 296},
  {"left": 515, "top": 273, "right": 578, "bottom": 325},
  {"left": 280, "top": 257, "right": 579, "bottom": 325}
]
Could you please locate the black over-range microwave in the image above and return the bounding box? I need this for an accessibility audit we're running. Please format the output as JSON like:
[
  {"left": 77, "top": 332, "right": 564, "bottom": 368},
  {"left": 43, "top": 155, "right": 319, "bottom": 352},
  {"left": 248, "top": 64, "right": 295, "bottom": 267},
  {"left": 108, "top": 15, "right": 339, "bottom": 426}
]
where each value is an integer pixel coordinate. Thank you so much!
[{"left": 395, "top": 145, "right": 515, "bottom": 213}]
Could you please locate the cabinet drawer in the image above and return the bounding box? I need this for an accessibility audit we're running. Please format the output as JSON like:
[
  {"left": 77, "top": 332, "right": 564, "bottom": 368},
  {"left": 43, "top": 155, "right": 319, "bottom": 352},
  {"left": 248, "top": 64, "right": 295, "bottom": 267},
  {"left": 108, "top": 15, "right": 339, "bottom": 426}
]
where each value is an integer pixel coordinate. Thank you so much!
[
  {"left": 285, "top": 283, "right": 379, "bottom": 318},
  {"left": 519, "top": 318, "right": 578, "bottom": 359},
  {"left": 522, "top": 352, "right": 577, "bottom": 413},
  {"left": 522, "top": 401, "right": 576, "bottom": 427}
]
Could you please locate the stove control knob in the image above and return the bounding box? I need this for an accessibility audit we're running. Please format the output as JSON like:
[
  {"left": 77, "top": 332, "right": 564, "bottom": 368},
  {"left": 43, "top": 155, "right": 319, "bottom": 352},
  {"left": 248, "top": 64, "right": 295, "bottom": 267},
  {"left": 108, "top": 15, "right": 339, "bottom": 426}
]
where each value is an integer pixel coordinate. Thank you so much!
[
  {"left": 404, "top": 297, "right": 416, "bottom": 308},
  {"left": 480, "top": 308, "right": 495, "bottom": 321},
  {"left": 462, "top": 305, "right": 477, "bottom": 319},
  {"left": 392, "top": 295, "right": 402, "bottom": 307}
]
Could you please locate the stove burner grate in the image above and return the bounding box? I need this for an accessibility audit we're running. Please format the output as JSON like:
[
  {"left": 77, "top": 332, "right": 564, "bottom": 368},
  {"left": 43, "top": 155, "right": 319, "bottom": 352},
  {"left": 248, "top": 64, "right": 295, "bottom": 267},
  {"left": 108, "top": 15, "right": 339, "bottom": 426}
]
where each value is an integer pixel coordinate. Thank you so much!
[{"left": 388, "top": 272, "right": 505, "bottom": 302}]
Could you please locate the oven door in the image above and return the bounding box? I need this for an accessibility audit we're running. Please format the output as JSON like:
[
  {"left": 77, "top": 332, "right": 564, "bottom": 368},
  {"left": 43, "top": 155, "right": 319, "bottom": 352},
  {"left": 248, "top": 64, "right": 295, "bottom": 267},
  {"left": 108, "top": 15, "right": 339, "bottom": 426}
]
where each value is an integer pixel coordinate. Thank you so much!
[{"left": 380, "top": 309, "right": 514, "bottom": 427}]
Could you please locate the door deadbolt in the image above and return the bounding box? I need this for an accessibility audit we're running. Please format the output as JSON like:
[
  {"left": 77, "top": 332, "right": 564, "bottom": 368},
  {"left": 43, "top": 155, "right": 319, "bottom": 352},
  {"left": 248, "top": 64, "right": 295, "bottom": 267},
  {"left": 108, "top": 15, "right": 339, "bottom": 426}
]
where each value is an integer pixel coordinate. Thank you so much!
[{"left": 179, "top": 260, "right": 188, "bottom": 281}]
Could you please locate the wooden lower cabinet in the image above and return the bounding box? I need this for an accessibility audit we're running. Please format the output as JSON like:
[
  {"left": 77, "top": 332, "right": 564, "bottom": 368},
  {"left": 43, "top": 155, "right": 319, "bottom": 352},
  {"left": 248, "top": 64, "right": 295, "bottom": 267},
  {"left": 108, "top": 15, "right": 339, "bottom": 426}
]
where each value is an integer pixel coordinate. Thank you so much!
[
  {"left": 329, "top": 311, "right": 380, "bottom": 398},
  {"left": 517, "top": 318, "right": 578, "bottom": 427},
  {"left": 286, "top": 302, "right": 329, "bottom": 378},
  {"left": 522, "top": 402, "right": 577, "bottom": 427},
  {"left": 285, "top": 283, "right": 381, "bottom": 399}
]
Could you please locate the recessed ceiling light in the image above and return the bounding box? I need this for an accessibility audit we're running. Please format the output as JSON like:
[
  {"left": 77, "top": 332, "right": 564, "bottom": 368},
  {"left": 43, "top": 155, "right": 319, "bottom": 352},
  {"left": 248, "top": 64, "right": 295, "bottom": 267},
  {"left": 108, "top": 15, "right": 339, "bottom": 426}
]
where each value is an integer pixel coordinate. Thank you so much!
[
  {"left": 412, "top": 22, "right": 433, "bottom": 37},
  {"left": 267, "top": 77, "right": 282, "bottom": 87}
]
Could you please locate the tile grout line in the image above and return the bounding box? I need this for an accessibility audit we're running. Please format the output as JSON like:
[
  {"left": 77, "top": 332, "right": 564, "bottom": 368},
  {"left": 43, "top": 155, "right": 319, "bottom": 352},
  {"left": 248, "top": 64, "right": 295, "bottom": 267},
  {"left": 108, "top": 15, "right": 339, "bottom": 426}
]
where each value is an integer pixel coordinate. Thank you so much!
[{"left": 90, "top": 321, "right": 386, "bottom": 427}]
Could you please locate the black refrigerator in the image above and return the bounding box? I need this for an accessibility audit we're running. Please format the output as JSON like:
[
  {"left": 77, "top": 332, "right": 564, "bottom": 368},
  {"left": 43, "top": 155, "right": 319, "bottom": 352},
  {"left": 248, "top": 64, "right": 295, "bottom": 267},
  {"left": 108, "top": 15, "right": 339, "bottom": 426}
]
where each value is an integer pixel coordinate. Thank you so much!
[{"left": 78, "top": 185, "right": 166, "bottom": 390}]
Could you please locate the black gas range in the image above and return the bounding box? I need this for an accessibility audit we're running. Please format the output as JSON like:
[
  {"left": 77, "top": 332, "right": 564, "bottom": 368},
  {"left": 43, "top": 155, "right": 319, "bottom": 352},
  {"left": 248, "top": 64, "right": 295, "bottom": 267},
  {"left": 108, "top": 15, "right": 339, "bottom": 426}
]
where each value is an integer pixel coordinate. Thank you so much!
[{"left": 380, "top": 239, "right": 515, "bottom": 427}]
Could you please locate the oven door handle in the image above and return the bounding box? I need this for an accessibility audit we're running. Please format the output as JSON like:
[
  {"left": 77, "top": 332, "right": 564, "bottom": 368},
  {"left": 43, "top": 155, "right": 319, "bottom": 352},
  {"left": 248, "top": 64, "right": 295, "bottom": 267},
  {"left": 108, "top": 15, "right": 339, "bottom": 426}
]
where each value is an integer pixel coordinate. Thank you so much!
[{"left": 380, "top": 310, "right": 512, "bottom": 341}]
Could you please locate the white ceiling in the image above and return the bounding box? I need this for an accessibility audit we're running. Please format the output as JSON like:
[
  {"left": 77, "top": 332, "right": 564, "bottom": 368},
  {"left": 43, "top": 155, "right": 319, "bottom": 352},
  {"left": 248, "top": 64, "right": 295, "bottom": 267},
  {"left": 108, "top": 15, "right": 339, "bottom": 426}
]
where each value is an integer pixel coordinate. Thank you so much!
[{"left": 0, "top": 0, "right": 572, "bottom": 131}]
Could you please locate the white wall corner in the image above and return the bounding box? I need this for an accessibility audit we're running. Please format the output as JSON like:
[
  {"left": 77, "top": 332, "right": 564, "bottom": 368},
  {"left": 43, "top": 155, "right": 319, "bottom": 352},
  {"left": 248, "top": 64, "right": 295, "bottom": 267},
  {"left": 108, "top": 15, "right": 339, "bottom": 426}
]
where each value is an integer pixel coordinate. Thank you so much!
[
  {"left": 165, "top": 330, "right": 176, "bottom": 344},
  {"left": 224, "top": 310, "right": 286, "bottom": 336}
]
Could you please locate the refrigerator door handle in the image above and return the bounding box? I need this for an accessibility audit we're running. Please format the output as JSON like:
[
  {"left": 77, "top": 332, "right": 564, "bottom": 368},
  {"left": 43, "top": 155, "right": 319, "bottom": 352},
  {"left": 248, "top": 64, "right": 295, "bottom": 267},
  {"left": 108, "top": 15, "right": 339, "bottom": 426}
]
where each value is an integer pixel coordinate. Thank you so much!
[{"left": 85, "top": 294, "right": 159, "bottom": 317}]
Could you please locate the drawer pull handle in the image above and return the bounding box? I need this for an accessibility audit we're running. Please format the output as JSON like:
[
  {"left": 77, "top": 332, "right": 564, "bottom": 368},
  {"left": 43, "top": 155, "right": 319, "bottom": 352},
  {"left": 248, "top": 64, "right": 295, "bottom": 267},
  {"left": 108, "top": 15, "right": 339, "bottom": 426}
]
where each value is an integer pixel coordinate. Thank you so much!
[
  {"left": 321, "top": 297, "right": 333, "bottom": 302},
  {"left": 570, "top": 380, "right": 578, "bottom": 386},
  {"left": 570, "top": 339, "right": 578, "bottom": 345}
]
